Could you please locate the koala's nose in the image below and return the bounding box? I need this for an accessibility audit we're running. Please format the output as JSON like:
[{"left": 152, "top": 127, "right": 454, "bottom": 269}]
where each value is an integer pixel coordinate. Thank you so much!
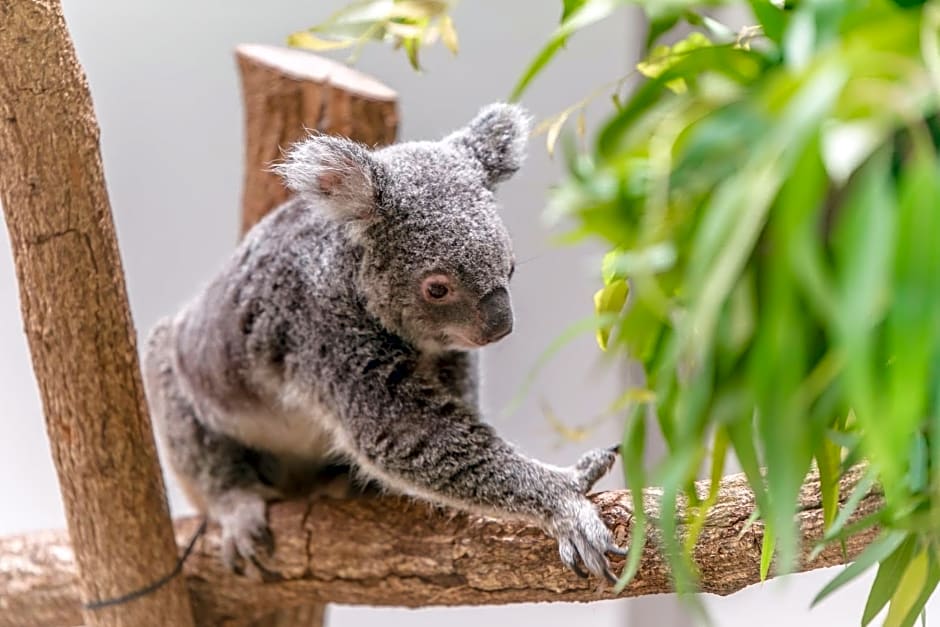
[{"left": 479, "top": 287, "right": 513, "bottom": 342}]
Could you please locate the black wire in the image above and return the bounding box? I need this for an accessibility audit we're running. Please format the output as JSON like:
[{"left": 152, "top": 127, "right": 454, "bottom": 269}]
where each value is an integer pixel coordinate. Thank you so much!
[{"left": 83, "top": 517, "right": 208, "bottom": 611}]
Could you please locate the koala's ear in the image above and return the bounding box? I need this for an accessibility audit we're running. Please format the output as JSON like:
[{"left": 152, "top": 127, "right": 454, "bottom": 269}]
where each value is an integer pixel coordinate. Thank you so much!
[
  {"left": 447, "top": 103, "right": 531, "bottom": 188},
  {"left": 273, "top": 135, "right": 378, "bottom": 221}
]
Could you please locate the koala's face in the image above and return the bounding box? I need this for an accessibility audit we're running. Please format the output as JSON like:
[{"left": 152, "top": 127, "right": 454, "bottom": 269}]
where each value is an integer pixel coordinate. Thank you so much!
[
  {"left": 365, "top": 142, "right": 517, "bottom": 350},
  {"left": 276, "top": 103, "right": 530, "bottom": 352}
]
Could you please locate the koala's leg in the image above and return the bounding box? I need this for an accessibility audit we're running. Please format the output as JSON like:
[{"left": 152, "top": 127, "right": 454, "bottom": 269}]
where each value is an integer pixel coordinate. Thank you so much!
[
  {"left": 335, "top": 356, "right": 624, "bottom": 582},
  {"left": 143, "top": 321, "right": 277, "bottom": 574}
]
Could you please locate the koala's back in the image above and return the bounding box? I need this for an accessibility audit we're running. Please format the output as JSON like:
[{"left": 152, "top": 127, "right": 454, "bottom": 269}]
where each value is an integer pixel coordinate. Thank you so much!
[{"left": 152, "top": 197, "right": 368, "bottom": 460}]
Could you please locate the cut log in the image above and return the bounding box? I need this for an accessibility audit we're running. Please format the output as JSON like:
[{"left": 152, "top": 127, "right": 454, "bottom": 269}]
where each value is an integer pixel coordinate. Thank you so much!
[
  {"left": 234, "top": 44, "right": 399, "bottom": 627},
  {"left": 0, "top": 1, "right": 196, "bottom": 626},
  {"left": 0, "top": 468, "right": 882, "bottom": 626},
  {"left": 236, "top": 43, "right": 399, "bottom": 234}
]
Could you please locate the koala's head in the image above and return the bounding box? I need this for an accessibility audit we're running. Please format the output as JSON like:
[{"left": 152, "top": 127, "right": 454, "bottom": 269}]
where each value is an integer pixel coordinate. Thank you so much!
[{"left": 275, "top": 103, "right": 530, "bottom": 352}]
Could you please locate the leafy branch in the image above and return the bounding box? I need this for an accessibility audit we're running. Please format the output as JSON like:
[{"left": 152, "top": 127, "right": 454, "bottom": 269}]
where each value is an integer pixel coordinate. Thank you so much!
[{"left": 292, "top": 1, "right": 940, "bottom": 625}]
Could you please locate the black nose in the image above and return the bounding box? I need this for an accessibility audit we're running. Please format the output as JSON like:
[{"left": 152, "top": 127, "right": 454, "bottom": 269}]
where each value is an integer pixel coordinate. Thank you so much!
[{"left": 479, "top": 287, "right": 513, "bottom": 342}]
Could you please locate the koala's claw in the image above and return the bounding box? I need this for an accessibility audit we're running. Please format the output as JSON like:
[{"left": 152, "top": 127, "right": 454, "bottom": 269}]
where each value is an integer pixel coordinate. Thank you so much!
[
  {"left": 560, "top": 545, "right": 590, "bottom": 579},
  {"left": 607, "top": 543, "right": 629, "bottom": 557},
  {"left": 215, "top": 494, "right": 274, "bottom": 575},
  {"left": 552, "top": 496, "right": 625, "bottom": 585},
  {"left": 571, "top": 448, "right": 618, "bottom": 494}
]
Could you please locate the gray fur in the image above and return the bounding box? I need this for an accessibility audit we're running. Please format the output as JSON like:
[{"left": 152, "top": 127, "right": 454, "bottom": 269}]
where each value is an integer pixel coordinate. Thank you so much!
[{"left": 143, "top": 103, "right": 622, "bottom": 581}]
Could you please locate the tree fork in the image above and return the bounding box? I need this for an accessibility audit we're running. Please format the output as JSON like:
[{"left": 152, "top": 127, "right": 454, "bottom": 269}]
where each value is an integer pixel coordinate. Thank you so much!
[
  {"left": 0, "top": 467, "right": 881, "bottom": 626},
  {"left": 0, "top": 1, "right": 196, "bottom": 626}
]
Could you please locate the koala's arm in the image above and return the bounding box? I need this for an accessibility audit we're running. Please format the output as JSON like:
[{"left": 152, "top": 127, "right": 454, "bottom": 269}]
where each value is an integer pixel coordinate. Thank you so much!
[{"left": 330, "top": 348, "right": 622, "bottom": 580}]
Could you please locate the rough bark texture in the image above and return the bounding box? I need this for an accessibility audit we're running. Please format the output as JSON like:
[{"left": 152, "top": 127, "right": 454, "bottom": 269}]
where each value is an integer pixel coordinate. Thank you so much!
[
  {"left": 0, "top": 467, "right": 882, "bottom": 626},
  {"left": 235, "top": 44, "right": 399, "bottom": 627},
  {"left": 236, "top": 43, "right": 398, "bottom": 234},
  {"left": 0, "top": 2, "right": 196, "bottom": 626}
]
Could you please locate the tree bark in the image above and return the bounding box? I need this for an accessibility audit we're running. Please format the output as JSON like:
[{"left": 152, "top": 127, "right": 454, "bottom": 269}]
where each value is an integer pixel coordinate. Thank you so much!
[
  {"left": 0, "top": 2, "right": 196, "bottom": 626},
  {"left": 236, "top": 43, "right": 398, "bottom": 234},
  {"left": 0, "top": 467, "right": 882, "bottom": 626}
]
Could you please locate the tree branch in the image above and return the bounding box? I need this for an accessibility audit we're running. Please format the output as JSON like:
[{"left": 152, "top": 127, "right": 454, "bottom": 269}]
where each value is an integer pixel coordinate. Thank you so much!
[
  {"left": 0, "top": 467, "right": 881, "bottom": 626},
  {"left": 0, "top": 1, "right": 195, "bottom": 625}
]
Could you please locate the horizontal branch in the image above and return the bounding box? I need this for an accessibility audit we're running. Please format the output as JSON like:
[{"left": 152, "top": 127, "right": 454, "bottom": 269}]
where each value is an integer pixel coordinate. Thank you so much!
[{"left": 0, "top": 467, "right": 881, "bottom": 626}]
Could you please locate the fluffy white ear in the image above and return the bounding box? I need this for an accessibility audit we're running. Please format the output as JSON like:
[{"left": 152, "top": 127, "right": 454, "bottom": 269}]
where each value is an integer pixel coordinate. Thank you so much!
[
  {"left": 447, "top": 103, "right": 531, "bottom": 188},
  {"left": 273, "top": 134, "right": 377, "bottom": 220}
]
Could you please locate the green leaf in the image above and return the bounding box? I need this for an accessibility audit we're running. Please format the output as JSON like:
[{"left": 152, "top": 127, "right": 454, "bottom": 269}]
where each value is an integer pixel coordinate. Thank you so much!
[
  {"left": 658, "top": 453, "right": 699, "bottom": 594},
  {"left": 288, "top": 30, "right": 361, "bottom": 51},
  {"left": 812, "top": 531, "right": 907, "bottom": 608},
  {"left": 812, "top": 510, "right": 883, "bottom": 557},
  {"left": 598, "top": 45, "right": 764, "bottom": 158},
  {"left": 760, "top": 526, "right": 775, "bottom": 581},
  {"left": 885, "top": 549, "right": 929, "bottom": 627},
  {"left": 747, "top": 0, "right": 786, "bottom": 44},
  {"left": 403, "top": 36, "right": 421, "bottom": 70},
  {"left": 439, "top": 15, "right": 458, "bottom": 54},
  {"left": 814, "top": 469, "right": 876, "bottom": 552},
  {"left": 684, "top": 427, "right": 729, "bottom": 555},
  {"left": 894, "top": 553, "right": 940, "bottom": 627},
  {"left": 727, "top": 410, "right": 771, "bottom": 523},
  {"left": 777, "top": 134, "right": 836, "bottom": 325},
  {"left": 814, "top": 440, "right": 840, "bottom": 530},
  {"left": 603, "top": 244, "right": 677, "bottom": 279},
  {"left": 601, "top": 249, "right": 625, "bottom": 285},
  {"left": 884, "top": 146, "right": 940, "bottom": 496},
  {"left": 594, "top": 279, "right": 629, "bottom": 350},
  {"left": 863, "top": 535, "right": 917, "bottom": 626},
  {"left": 289, "top": 0, "right": 457, "bottom": 68},
  {"left": 510, "top": 39, "right": 567, "bottom": 103},
  {"left": 637, "top": 32, "right": 714, "bottom": 94},
  {"left": 645, "top": 13, "right": 679, "bottom": 51},
  {"left": 562, "top": 0, "right": 587, "bottom": 21},
  {"left": 832, "top": 152, "right": 898, "bottom": 494},
  {"left": 615, "top": 408, "right": 648, "bottom": 592},
  {"left": 510, "top": 0, "right": 623, "bottom": 100},
  {"left": 907, "top": 433, "right": 928, "bottom": 493}
]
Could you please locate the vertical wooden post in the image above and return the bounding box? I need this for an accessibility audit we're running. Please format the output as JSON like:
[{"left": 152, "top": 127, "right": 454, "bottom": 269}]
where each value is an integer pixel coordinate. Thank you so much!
[
  {"left": 235, "top": 44, "right": 398, "bottom": 626},
  {"left": 0, "top": 2, "right": 196, "bottom": 626},
  {"left": 235, "top": 44, "right": 399, "bottom": 234}
]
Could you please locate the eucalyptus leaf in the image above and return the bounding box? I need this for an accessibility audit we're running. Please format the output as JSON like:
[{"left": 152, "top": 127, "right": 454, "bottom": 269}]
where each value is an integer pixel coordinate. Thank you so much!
[
  {"left": 812, "top": 531, "right": 908, "bottom": 608},
  {"left": 863, "top": 535, "right": 918, "bottom": 626}
]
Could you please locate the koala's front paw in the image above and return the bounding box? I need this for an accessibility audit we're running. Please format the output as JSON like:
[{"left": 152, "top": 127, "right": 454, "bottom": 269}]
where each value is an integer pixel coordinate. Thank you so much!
[
  {"left": 570, "top": 447, "right": 617, "bottom": 494},
  {"left": 210, "top": 492, "right": 274, "bottom": 575},
  {"left": 550, "top": 496, "right": 626, "bottom": 584}
]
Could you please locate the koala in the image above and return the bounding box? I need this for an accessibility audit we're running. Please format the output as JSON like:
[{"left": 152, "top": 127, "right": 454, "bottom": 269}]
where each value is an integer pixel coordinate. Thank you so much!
[{"left": 142, "top": 103, "right": 625, "bottom": 582}]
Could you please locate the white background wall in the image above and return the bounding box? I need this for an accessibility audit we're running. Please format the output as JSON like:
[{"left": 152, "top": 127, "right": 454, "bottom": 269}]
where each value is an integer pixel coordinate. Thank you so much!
[{"left": 0, "top": 1, "right": 923, "bottom": 625}]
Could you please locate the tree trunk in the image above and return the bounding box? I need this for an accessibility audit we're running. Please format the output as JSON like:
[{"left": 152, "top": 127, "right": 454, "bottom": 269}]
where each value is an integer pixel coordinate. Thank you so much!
[
  {"left": 0, "top": 467, "right": 882, "bottom": 626},
  {"left": 236, "top": 43, "right": 398, "bottom": 234},
  {"left": 235, "top": 43, "right": 398, "bottom": 627},
  {"left": 0, "top": 2, "right": 195, "bottom": 626}
]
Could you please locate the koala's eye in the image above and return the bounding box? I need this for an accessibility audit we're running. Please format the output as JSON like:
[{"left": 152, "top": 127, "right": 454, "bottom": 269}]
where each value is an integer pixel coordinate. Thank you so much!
[
  {"left": 421, "top": 274, "right": 454, "bottom": 303},
  {"left": 427, "top": 283, "right": 449, "bottom": 299}
]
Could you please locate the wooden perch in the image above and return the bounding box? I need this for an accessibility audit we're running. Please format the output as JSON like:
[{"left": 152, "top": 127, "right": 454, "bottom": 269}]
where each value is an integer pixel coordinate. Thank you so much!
[
  {"left": 236, "top": 43, "right": 398, "bottom": 234},
  {"left": 0, "top": 466, "right": 882, "bottom": 626},
  {"left": 0, "top": 1, "right": 195, "bottom": 625}
]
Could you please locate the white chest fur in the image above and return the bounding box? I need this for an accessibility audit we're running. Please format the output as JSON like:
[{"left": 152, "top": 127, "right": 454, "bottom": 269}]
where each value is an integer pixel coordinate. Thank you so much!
[{"left": 221, "top": 404, "right": 339, "bottom": 460}]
